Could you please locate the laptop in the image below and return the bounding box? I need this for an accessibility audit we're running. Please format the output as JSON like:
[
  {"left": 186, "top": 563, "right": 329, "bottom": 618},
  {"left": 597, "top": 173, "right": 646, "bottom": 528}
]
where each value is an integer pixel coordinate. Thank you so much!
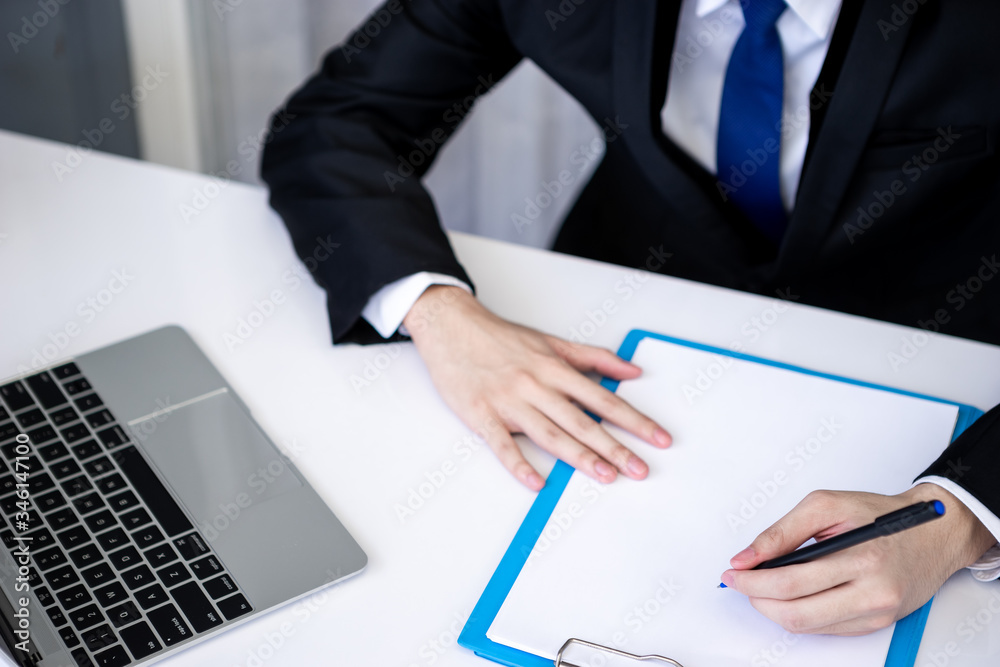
[{"left": 0, "top": 326, "right": 367, "bottom": 666}]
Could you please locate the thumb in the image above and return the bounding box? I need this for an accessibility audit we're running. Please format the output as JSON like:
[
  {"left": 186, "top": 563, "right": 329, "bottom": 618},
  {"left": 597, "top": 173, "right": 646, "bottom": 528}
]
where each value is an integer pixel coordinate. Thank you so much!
[{"left": 731, "top": 491, "right": 846, "bottom": 570}]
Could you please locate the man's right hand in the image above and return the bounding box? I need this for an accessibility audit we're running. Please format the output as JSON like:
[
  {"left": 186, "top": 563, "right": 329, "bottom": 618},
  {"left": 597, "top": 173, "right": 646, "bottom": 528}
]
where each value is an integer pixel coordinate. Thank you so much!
[{"left": 403, "top": 285, "right": 672, "bottom": 491}]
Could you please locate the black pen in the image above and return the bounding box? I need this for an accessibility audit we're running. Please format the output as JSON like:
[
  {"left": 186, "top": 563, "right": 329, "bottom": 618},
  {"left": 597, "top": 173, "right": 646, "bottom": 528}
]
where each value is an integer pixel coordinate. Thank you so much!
[{"left": 719, "top": 500, "right": 945, "bottom": 587}]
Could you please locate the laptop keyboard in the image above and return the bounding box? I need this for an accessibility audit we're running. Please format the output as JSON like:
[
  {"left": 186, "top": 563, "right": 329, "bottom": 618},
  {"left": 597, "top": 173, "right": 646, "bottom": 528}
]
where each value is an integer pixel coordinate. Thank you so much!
[{"left": 0, "top": 364, "right": 253, "bottom": 666}]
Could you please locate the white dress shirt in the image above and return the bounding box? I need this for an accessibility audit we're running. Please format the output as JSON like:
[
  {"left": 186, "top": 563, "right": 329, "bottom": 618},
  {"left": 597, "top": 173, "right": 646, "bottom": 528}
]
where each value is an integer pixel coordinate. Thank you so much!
[{"left": 358, "top": 0, "right": 1000, "bottom": 577}]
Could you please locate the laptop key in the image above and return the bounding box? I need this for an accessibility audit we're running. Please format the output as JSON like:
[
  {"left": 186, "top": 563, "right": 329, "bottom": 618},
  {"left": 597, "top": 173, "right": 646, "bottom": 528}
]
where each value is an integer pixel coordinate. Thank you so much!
[
  {"left": 95, "top": 474, "right": 126, "bottom": 495},
  {"left": 53, "top": 363, "right": 81, "bottom": 380},
  {"left": 157, "top": 562, "right": 191, "bottom": 587},
  {"left": 57, "top": 584, "right": 92, "bottom": 611},
  {"left": 93, "top": 582, "right": 128, "bottom": 608},
  {"left": 47, "top": 606, "right": 68, "bottom": 627},
  {"left": 172, "top": 581, "right": 223, "bottom": 632},
  {"left": 114, "top": 447, "right": 192, "bottom": 536},
  {"left": 174, "top": 533, "right": 209, "bottom": 560},
  {"left": 86, "top": 410, "right": 115, "bottom": 429},
  {"left": 57, "top": 526, "right": 90, "bottom": 550},
  {"left": 28, "top": 472, "right": 55, "bottom": 494},
  {"left": 35, "top": 586, "right": 55, "bottom": 607},
  {"left": 0, "top": 407, "right": 7, "bottom": 421},
  {"left": 145, "top": 542, "right": 177, "bottom": 567},
  {"left": 37, "top": 489, "right": 67, "bottom": 512},
  {"left": 120, "top": 620, "right": 162, "bottom": 659},
  {"left": 148, "top": 604, "right": 192, "bottom": 646},
  {"left": 81, "top": 623, "right": 116, "bottom": 652},
  {"left": 16, "top": 409, "right": 45, "bottom": 428},
  {"left": 83, "top": 456, "right": 113, "bottom": 476},
  {"left": 51, "top": 458, "right": 82, "bottom": 479},
  {"left": 73, "top": 492, "right": 105, "bottom": 515},
  {"left": 108, "top": 546, "right": 141, "bottom": 570},
  {"left": 122, "top": 564, "right": 155, "bottom": 590},
  {"left": 61, "top": 424, "right": 90, "bottom": 444},
  {"left": 38, "top": 441, "right": 70, "bottom": 462},
  {"left": 0, "top": 423, "right": 20, "bottom": 444},
  {"left": 82, "top": 563, "right": 115, "bottom": 588},
  {"left": 26, "top": 424, "right": 57, "bottom": 445},
  {"left": 48, "top": 507, "right": 79, "bottom": 531},
  {"left": 70, "top": 647, "right": 93, "bottom": 667},
  {"left": 107, "top": 490, "right": 138, "bottom": 512},
  {"left": 190, "top": 555, "right": 223, "bottom": 580},
  {"left": 69, "top": 543, "right": 102, "bottom": 569},
  {"left": 107, "top": 600, "right": 142, "bottom": 628},
  {"left": 97, "top": 426, "right": 128, "bottom": 449},
  {"left": 49, "top": 406, "right": 79, "bottom": 426},
  {"left": 203, "top": 574, "right": 237, "bottom": 600},
  {"left": 120, "top": 508, "right": 152, "bottom": 531},
  {"left": 97, "top": 528, "right": 128, "bottom": 552},
  {"left": 25, "top": 373, "right": 68, "bottom": 409},
  {"left": 62, "top": 475, "right": 93, "bottom": 497},
  {"left": 134, "top": 583, "right": 168, "bottom": 610},
  {"left": 217, "top": 593, "right": 253, "bottom": 621},
  {"left": 133, "top": 525, "right": 164, "bottom": 549},
  {"left": 35, "top": 546, "right": 68, "bottom": 571},
  {"left": 59, "top": 625, "right": 81, "bottom": 648},
  {"left": 0, "top": 475, "right": 15, "bottom": 495},
  {"left": 64, "top": 379, "right": 92, "bottom": 396},
  {"left": 25, "top": 527, "right": 55, "bottom": 549},
  {"left": 0, "top": 382, "right": 34, "bottom": 411},
  {"left": 44, "top": 564, "right": 80, "bottom": 590},
  {"left": 72, "top": 440, "right": 102, "bottom": 460},
  {"left": 93, "top": 645, "right": 130, "bottom": 667},
  {"left": 85, "top": 510, "right": 117, "bottom": 533},
  {"left": 74, "top": 393, "right": 104, "bottom": 412}
]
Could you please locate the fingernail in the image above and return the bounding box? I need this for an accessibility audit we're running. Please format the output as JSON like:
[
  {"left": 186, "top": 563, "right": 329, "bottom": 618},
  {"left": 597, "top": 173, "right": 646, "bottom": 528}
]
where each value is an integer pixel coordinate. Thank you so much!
[
  {"left": 654, "top": 428, "right": 672, "bottom": 448},
  {"left": 626, "top": 455, "right": 648, "bottom": 477},
  {"left": 594, "top": 460, "right": 614, "bottom": 479},
  {"left": 731, "top": 547, "right": 755, "bottom": 564},
  {"left": 721, "top": 571, "right": 735, "bottom": 588},
  {"left": 527, "top": 472, "right": 544, "bottom": 490}
]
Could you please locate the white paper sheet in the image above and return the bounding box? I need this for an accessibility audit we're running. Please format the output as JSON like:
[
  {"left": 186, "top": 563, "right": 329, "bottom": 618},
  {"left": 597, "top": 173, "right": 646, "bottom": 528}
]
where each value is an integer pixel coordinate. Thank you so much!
[{"left": 487, "top": 336, "right": 960, "bottom": 666}]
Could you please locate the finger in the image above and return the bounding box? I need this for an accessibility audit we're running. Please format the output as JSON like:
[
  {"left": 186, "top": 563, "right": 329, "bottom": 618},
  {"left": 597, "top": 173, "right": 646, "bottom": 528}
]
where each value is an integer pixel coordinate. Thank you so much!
[
  {"left": 748, "top": 580, "right": 899, "bottom": 636},
  {"left": 549, "top": 363, "right": 672, "bottom": 449},
  {"left": 722, "top": 553, "right": 856, "bottom": 600},
  {"left": 476, "top": 410, "right": 546, "bottom": 491},
  {"left": 730, "top": 490, "right": 855, "bottom": 569},
  {"left": 513, "top": 405, "right": 618, "bottom": 483},
  {"left": 545, "top": 336, "right": 643, "bottom": 380},
  {"left": 531, "top": 386, "right": 649, "bottom": 480}
]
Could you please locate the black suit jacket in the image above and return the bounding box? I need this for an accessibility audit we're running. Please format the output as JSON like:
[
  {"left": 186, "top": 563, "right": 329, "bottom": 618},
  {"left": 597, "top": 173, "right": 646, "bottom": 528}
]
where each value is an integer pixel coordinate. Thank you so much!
[{"left": 261, "top": 0, "right": 1000, "bottom": 517}]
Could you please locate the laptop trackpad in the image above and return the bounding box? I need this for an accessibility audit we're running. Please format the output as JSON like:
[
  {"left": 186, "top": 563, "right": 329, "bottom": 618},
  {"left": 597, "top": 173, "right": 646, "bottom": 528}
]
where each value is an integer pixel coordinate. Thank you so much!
[{"left": 128, "top": 391, "right": 302, "bottom": 527}]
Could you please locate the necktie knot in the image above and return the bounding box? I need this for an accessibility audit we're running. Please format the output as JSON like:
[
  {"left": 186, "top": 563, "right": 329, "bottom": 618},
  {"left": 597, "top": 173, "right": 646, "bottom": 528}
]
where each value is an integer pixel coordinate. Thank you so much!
[{"left": 741, "top": 0, "right": 788, "bottom": 33}]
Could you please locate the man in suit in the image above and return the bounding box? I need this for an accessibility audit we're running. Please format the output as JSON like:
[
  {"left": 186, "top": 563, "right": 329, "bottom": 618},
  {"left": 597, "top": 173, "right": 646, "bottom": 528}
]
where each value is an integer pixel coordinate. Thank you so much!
[{"left": 262, "top": 0, "right": 1000, "bottom": 636}]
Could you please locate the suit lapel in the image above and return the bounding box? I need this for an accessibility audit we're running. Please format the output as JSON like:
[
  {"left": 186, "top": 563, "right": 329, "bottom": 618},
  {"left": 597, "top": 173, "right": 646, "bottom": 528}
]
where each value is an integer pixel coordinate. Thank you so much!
[
  {"left": 612, "top": 0, "right": 729, "bottom": 233},
  {"left": 776, "top": 0, "right": 917, "bottom": 278}
]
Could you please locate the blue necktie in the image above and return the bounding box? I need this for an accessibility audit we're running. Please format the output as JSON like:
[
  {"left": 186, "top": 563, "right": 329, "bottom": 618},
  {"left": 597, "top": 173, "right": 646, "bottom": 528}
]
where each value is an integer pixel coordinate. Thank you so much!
[{"left": 716, "top": 0, "right": 788, "bottom": 242}]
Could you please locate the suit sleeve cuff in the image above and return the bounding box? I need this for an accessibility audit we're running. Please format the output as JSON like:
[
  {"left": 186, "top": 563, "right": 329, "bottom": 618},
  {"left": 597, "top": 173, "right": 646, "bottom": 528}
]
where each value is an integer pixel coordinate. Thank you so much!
[
  {"left": 361, "top": 272, "right": 472, "bottom": 339},
  {"left": 913, "top": 476, "right": 1000, "bottom": 582}
]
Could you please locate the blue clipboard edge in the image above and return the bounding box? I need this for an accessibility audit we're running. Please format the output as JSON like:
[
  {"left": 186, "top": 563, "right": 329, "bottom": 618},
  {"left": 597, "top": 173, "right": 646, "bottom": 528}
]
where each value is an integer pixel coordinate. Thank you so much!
[{"left": 459, "top": 329, "right": 985, "bottom": 667}]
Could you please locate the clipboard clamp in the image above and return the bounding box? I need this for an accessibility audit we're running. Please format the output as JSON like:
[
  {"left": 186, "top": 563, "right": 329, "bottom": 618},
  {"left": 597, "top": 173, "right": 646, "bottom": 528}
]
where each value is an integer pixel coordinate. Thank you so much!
[{"left": 555, "top": 638, "right": 685, "bottom": 667}]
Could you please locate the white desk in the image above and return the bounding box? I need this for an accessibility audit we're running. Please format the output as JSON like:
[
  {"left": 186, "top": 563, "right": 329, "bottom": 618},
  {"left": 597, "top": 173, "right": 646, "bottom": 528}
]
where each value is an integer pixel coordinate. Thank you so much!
[{"left": 2, "top": 128, "right": 999, "bottom": 666}]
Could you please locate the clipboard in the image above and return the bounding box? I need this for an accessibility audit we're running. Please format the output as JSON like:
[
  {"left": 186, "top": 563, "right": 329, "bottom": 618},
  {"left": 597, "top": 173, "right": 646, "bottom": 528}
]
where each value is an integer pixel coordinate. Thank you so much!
[{"left": 459, "top": 329, "right": 984, "bottom": 667}]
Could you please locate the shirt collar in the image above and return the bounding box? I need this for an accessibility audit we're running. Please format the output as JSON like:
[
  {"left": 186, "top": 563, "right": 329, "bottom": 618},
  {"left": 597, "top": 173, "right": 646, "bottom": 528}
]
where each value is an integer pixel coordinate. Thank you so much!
[{"left": 695, "top": 0, "right": 842, "bottom": 40}]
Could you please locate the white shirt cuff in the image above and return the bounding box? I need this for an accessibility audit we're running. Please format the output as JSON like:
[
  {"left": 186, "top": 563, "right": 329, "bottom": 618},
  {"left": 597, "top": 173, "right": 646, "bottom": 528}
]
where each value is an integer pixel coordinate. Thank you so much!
[
  {"left": 360, "top": 272, "right": 472, "bottom": 339},
  {"left": 913, "top": 476, "right": 1000, "bottom": 582}
]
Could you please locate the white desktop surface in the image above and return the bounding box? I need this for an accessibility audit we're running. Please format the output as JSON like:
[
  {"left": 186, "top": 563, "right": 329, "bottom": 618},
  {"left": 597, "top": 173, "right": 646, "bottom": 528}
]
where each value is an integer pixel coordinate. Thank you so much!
[{"left": 2, "top": 128, "right": 999, "bottom": 666}]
